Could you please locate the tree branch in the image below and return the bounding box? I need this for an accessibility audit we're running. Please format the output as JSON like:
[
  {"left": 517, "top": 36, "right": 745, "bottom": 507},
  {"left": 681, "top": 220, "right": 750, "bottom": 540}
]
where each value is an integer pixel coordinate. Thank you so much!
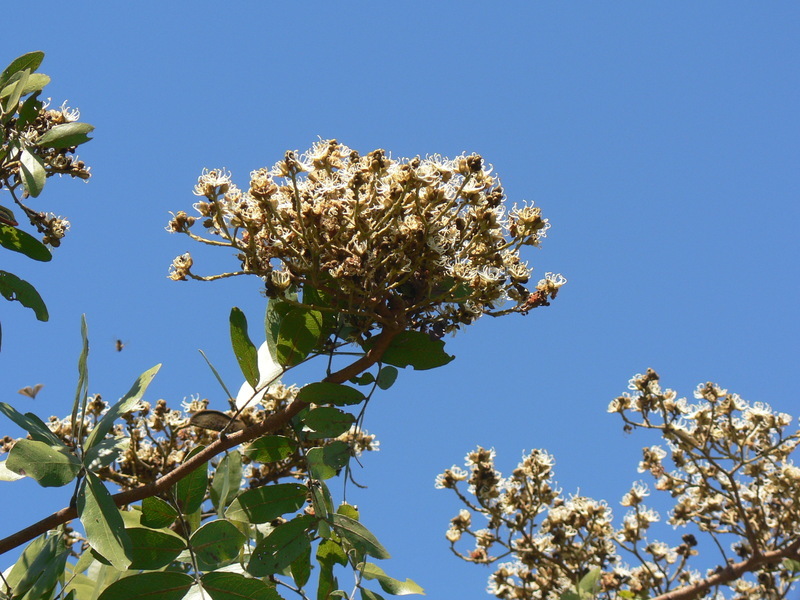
[
  {"left": 651, "top": 541, "right": 800, "bottom": 600},
  {"left": 0, "top": 326, "right": 402, "bottom": 556}
]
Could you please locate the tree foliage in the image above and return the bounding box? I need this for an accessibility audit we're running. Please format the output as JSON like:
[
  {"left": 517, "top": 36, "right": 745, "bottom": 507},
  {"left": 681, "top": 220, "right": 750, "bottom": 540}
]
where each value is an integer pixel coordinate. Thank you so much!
[{"left": 0, "top": 51, "right": 798, "bottom": 600}]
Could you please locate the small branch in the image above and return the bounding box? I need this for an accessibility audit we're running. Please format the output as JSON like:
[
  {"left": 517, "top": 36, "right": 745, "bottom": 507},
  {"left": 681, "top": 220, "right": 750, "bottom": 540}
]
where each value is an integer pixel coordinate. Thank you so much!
[{"left": 0, "top": 326, "right": 402, "bottom": 556}]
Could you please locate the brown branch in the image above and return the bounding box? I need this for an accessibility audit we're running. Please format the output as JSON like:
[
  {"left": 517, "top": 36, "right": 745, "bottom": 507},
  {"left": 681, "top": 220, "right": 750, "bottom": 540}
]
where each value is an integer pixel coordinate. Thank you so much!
[
  {"left": 651, "top": 540, "right": 800, "bottom": 600},
  {"left": 0, "top": 325, "right": 402, "bottom": 556}
]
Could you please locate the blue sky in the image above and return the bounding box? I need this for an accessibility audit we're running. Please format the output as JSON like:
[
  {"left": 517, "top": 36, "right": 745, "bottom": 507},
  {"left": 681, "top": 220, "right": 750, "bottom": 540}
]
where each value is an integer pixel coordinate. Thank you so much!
[{"left": 1, "top": 3, "right": 799, "bottom": 597}]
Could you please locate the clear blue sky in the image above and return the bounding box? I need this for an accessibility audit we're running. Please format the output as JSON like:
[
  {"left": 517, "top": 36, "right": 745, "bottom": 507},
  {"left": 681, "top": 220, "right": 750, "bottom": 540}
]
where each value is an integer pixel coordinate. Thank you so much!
[{"left": 1, "top": 3, "right": 798, "bottom": 597}]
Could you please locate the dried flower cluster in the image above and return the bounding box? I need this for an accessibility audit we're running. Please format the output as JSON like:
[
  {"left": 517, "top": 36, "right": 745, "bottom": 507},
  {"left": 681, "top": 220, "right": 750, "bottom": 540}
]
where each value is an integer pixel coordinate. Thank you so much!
[
  {"left": 3, "top": 387, "right": 377, "bottom": 494},
  {"left": 1, "top": 100, "right": 90, "bottom": 246},
  {"left": 438, "top": 371, "right": 800, "bottom": 600},
  {"left": 168, "top": 140, "right": 563, "bottom": 336}
]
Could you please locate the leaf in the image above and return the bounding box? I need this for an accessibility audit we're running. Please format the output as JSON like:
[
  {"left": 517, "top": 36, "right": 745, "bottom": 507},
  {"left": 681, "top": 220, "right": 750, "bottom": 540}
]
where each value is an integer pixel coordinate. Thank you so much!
[
  {"left": 317, "top": 539, "right": 347, "bottom": 600},
  {"left": 0, "top": 270, "right": 48, "bottom": 321},
  {"left": 296, "top": 382, "right": 365, "bottom": 406},
  {"left": 230, "top": 307, "right": 260, "bottom": 388},
  {"left": 200, "top": 572, "right": 283, "bottom": 600},
  {"left": 302, "top": 407, "right": 355, "bottom": 439},
  {"left": 96, "top": 572, "right": 194, "bottom": 600},
  {"left": 291, "top": 546, "right": 312, "bottom": 589},
  {"left": 78, "top": 470, "right": 132, "bottom": 570},
  {"left": 360, "top": 589, "right": 387, "bottom": 600},
  {"left": 247, "top": 514, "right": 315, "bottom": 577},
  {"left": 376, "top": 366, "right": 398, "bottom": 390},
  {"left": 309, "top": 479, "right": 334, "bottom": 522},
  {"left": 0, "top": 459, "right": 24, "bottom": 481},
  {"left": 266, "top": 299, "right": 323, "bottom": 367},
  {"left": 16, "top": 91, "right": 42, "bottom": 129},
  {"left": 84, "top": 364, "right": 161, "bottom": 451},
  {"left": 37, "top": 121, "right": 94, "bottom": 148},
  {"left": 0, "top": 223, "right": 51, "bottom": 261},
  {"left": 6, "top": 438, "right": 81, "bottom": 487},
  {"left": 174, "top": 445, "right": 208, "bottom": 515},
  {"left": 0, "top": 72, "right": 50, "bottom": 102},
  {"left": 83, "top": 436, "right": 129, "bottom": 471},
  {"left": 141, "top": 495, "right": 179, "bottom": 529},
  {"left": 126, "top": 527, "right": 185, "bottom": 570},
  {"left": 234, "top": 341, "right": 283, "bottom": 410},
  {"left": 0, "top": 52, "right": 44, "bottom": 90},
  {"left": 19, "top": 146, "right": 46, "bottom": 197},
  {"left": 190, "top": 519, "right": 246, "bottom": 571},
  {"left": 198, "top": 349, "right": 236, "bottom": 401},
  {"left": 307, "top": 441, "right": 350, "bottom": 480},
  {"left": 2, "top": 69, "right": 29, "bottom": 113},
  {"left": 225, "top": 483, "right": 307, "bottom": 524},
  {"left": 244, "top": 434, "right": 297, "bottom": 463},
  {"left": 210, "top": 450, "right": 243, "bottom": 512},
  {"left": 366, "top": 331, "right": 454, "bottom": 370},
  {"left": 577, "top": 568, "right": 602, "bottom": 598},
  {"left": 0, "top": 401, "right": 61, "bottom": 444},
  {"left": 71, "top": 315, "right": 90, "bottom": 443},
  {"left": 330, "top": 514, "right": 390, "bottom": 560},
  {"left": 359, "top": 562, "right": 425, "bottom": 596},
  {"left": 6, "top": 532, "right": 68, "bottom": 600}
]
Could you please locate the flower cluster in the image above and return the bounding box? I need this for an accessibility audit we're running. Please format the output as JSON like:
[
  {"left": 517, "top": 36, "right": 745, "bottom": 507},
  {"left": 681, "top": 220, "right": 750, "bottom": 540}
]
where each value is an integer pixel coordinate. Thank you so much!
[
  {"left": 439, "top": 372, "right": 800, "bottom": 600},
  {"left": 1, "top": 99, "right": 90, "bottom": 246},
  {"left": 168, "top": 140, "right": 563, "bottom": 336}
]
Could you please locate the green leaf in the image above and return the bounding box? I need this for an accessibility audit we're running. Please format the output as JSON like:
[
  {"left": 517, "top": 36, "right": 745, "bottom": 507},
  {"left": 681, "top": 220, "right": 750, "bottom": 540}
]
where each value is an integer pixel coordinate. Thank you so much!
[
  {"left": 247, "top": 514, "right": 315, "bottom": 577},
  {"left": 190, "top": 519, "right": 246, "bottom": 571},
  {"left": 291, "top": 546, "right": 312, "bottom": 589},
  {"left": 0, "top": 72, "right": 50, "bottom": 102},
  {"left": 302, "top": 407, "right": 355, "bottom": 439},
  {"left": 330, "top": 514, "right": 390, "bottom": 560},
  {"left": 577, "top": 568, "right": 602, "bottom": 598},
  {"left": 244, "top": 434, "right": 297, "bottom": 463},
  {"left": 16, "top": 91, "right": 42, "bottom": 129},
  {"left": 359, "top": 562, "right": 425, "bottom": 596},
  {"left": 351, "top": 372, "right": 375, "bottom": 386},
  {"left": 297, "top": 382, "right": 365, "bottom": 406},
  {"left": 19, "top": 146, "right": 46, "bottom": 197},
  {"left": 376, "top": 366, "right": 398, "bottom": 390},
  {"left": 0, "top": 401, "right": 61, "bottom": 444},
  {"left": 266, "top": 299, "right": 323, "bottom": 367},
  {"left": 230, "top": 307, "right": 260, "bottom": 388},
  {"left": 6, "top": 532, "right": 68, "bottom": 600},
  {"left": 198, "top": 349, "right": 236, "bottom": 401},
  {"left": 174, "top": 445, "right": 208, "bottom": 515},
  {"left": 225, "top": 482, "right": 307, "bottom": 524},
  {"left": 210, "top": 450, "right": 243, "bottom": 512},
  {"left": 78, "top": 470, "right": 132, "bottom": 570},
  {"left": 0, "top": 459, "right": 24, "bottom": 481},
  {"left": 367, "top": 331, "right": 454, "bottom": 370},
  {"left": 85, "top": 364, "right": 161, "bottom": 451},
  {"left": 71, "top": 314, "right": 89, "bottom": 443},
  {"left": 37, "top": 121, "right": 95, "bottom": 148},
  {"left": 309, "top": 479, "right": 334, "bottom": 522},
  {"left": 2, "top": 69, "right": 29, "bottom": 113},
  {"left": 141, "top": 495, "right": 179, "bottom": 529},
  {"left": 0, "top": 52, "right": 44, "bottom": 90},
  {"left": 317, "top": 539, "right": 347, "bottom": 600},
  {"left": 307, "top": 441, "right": 351, "bottom": 480},
  {"left": 201, "top": 572, "right": 283, "bottom": 600},
  {"left": 96, "top": 572, "right": 194, "bottom": 600},
  {"left": 0, "top": 270, "right": 48, "bottom": 320},
  {"left": 6, "top": 438, "right": 81, "bottom": 487},
  {"left": 361, "top": 589, "right": 387, "bottom": 600},
  {"left": 784, "top": 557, "right": 800, "bottom": 572},
  {"left": 126, "top": 527, "right": 185, "bottom": 570},
  {"left": 83, "top": 436, "right": 129, "bottom": 471},
  {"left": 0, "top": 223, "right": 51, "bottom": 261}
]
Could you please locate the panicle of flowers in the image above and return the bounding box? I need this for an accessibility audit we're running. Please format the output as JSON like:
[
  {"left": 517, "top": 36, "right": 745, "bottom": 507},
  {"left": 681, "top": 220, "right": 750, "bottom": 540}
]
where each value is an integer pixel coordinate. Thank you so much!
[
  {"left": 168, "top": 139, "right": 563, "bottom": 336},
  {"left": 443, "top": 373, "right": 800, "bottom": 600}
]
